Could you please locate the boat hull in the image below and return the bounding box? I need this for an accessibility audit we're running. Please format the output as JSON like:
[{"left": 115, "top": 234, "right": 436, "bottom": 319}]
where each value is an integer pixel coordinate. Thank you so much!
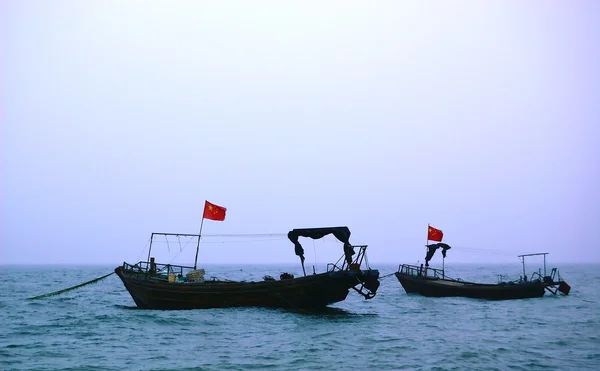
[
  {"left": 116, "top": 266, "right": 379, "bottom": 310},
  {"left": 395, "top": 272, "right": 546, "bottom": 300}
]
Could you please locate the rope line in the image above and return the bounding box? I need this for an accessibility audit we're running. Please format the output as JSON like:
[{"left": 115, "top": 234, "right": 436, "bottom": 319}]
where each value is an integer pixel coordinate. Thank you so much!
[
  {"left": 27, "top": 272, "right": 115, "bottom": 300},
  {"left": 379, "top": 272, "right": 396, "bottom": 280},
  {"left": 153, "top": 238, "right": 287, "bottom": 244}
]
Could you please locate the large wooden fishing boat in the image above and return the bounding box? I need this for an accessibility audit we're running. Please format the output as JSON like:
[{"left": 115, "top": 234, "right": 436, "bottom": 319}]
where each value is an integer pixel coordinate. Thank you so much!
[
  {"left": 395, "top": 251, "right": 571, "bottom": 300},
  {"left": 115, "top": 227, "right": 380, "bottom": 310}
]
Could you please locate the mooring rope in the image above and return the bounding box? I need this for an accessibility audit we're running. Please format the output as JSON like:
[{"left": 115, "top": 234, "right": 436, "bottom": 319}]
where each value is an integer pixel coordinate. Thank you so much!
[
  {"left": 378, "top": 272, "right": 396, "bottom": 280},
  {"left": 27, "top": 272, "right": 115, "bottom": 300}
]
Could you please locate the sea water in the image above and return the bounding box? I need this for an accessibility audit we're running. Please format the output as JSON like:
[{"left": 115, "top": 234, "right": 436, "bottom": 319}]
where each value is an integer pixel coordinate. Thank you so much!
[{"left": 1, "top": 263, "right": 599, "bottom": 370}]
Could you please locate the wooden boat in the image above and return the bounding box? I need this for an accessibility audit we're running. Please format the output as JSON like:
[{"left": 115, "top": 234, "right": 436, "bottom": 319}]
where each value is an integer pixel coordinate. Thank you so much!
[
  {"left": 395, "top": 251, "right": 570, "bottom": 300},
  {"left": 115, "top": 227, "right": 380, "bottom": 310}
]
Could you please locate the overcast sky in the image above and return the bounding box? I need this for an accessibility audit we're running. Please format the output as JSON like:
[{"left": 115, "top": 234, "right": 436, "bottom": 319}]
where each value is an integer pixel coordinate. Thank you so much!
[{"left": 2, "top": 1, "right": 599, "bottom": 268}]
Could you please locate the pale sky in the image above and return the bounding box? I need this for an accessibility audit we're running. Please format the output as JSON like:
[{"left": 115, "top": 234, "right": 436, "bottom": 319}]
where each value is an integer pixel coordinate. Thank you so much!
[{"left": 2, "top": 1, "right": 599, "bottom": 267}]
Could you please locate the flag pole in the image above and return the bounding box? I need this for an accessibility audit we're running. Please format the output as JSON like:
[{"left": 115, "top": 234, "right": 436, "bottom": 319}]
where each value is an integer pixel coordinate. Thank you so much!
[
  {"left": 194, "top": 201, "right": 207, "bottom": 270},
  {"left": 194, "top": 217, "right": 205, "bottom": 270},
  {"left": 426, "top": 224, "right": 430, "bottom": 254},
  {"left": 425, "top": 223, "right": 429, "bottom": 275}
]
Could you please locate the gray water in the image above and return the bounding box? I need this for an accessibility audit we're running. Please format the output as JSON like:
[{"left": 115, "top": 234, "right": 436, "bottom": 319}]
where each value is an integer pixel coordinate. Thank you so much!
[{"left": 1, "top": 263, "right": 599, "bottom": 370}]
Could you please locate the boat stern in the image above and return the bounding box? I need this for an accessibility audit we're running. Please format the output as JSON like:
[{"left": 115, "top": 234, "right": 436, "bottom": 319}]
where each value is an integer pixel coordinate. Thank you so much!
[{"left": 348, "top": 267, "right": 380, "bottom": 299}]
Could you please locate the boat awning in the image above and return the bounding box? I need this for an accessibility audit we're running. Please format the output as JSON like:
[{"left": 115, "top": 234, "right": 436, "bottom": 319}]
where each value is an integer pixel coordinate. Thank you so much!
[
  {"left": 287, "top": 227, "right": 354, "bottom": 264},
  {"left": 425, "top": 242, "right": 452, "bottom": 266}
]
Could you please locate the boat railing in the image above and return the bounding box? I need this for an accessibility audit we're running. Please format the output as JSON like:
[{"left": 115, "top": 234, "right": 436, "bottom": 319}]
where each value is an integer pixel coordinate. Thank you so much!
[
  {"left": 123, "top": 260, "right": 195, "bottom": 277},
  {"left": 327, "top": 245, "right": 369, "bottom": 273},
  {"left": 327, "top": 262, "right": 342, "bottom": 272},
  {"left": 397, "top": 264, "right": 445, "bottom": 279},
  {"left": 529, "top": 267, "right": 563, "bottom": 284}
]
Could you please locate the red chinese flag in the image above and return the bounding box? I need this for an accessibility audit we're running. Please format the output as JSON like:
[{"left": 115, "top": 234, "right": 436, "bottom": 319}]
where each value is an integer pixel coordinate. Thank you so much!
[
  {"left": 427, "top": 225, "right": 443, "bottom": 242},
  {"left": 203, "top": 200, "right": 227, "bottom": 221}
]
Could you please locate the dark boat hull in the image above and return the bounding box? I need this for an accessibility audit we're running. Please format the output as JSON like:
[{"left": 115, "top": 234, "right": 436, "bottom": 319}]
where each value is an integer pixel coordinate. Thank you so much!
[
  {"left": 116, "top": 266, "right": 379, "bottom": 310},
  {"left": 395, "top": 272, "right": 546, "bottom": 300}
]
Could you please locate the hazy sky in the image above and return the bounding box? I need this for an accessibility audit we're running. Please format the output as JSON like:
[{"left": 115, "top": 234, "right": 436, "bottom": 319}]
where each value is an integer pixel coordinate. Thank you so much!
[{"left": 2, "top": 1, "right": 599, "bottom": 268}]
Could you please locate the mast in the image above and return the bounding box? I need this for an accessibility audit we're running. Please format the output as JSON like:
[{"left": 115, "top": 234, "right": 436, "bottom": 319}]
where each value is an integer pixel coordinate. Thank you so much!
[
  {"left": 442, "top": 254, "right": 445, "bottom": 279},
  {"left": 147, "top": 233, "right": 154, "bottom": 264},
  {"left": 518, "top": 253, "right": 549, "bottom": 280},
  {"left": 543, "top": 254, "right": 547, "bottom": 277}
]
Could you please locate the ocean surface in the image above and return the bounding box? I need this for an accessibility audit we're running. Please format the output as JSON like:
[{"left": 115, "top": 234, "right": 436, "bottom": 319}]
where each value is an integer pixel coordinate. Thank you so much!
[{"left": 1, "top": 263, "right": 599, "bottom": 371}]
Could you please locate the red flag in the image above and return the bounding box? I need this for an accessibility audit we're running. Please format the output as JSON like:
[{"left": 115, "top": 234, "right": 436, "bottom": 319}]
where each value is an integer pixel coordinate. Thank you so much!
[
  {"left": 203, "top": 200, "right": 226, "bottom": 221},
  {"left": 427, "top": 225, "right": 443, "bottom": 242}
]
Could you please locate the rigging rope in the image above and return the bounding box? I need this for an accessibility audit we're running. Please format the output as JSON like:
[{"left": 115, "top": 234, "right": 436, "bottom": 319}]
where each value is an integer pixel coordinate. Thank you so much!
[
  {"left": 161, "top": 238, "right": 286, "bottom": 244},
  {"left": 136, "top": 239, "right": 150, "bottom": 262},
  {"left": 197, "top": 233, "right": 287, "bottom": 238},
  {"left": 166, "top": 236, "right": 196, "bottom": 265}
]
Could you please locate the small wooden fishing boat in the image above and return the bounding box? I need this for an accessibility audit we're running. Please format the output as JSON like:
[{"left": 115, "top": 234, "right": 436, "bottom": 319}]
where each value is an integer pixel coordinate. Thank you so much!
[
  {"left": 115, "top": 226, "right": 380, "bottom": 310},
  {"left": 395, "top": 252, "right": 571, "bottom": 300}
]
